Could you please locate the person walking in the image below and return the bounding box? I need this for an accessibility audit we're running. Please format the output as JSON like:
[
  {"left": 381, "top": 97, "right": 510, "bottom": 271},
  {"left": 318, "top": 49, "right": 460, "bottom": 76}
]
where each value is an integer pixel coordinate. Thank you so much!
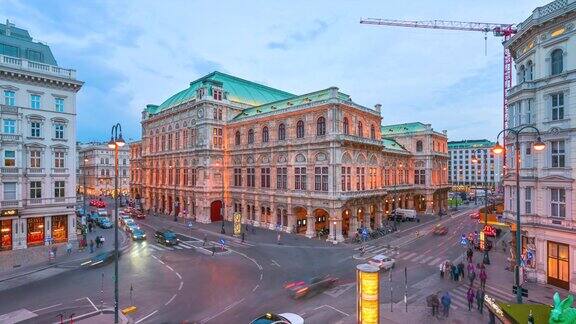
[
  {"left": 211, "top": 244, "right": 216, "bottom": 256},
  {"left": 89, "top": 240, "right": 94, "bottom": 253},
  {"left": 468, "top": 268, "right": 476, "bottom": 287},
  {"left": 203, "top": 234, "right": 208, "bottom": 247},
  {"left": 66, "top": 242, "right": 72, "bottom": 256},
  {"left": 467, "top": 248, "right": 473, "bottom": 263},
  {"left": 241, "top": 232, "right": 245, "bottom": 243},
  {"left": 452, "top": 264, "right": 459, "bottom": 282},
  {"left": 95, "top": 236, "right": 100, "bottom": 248},
  {"left": 439, "top": 262, "right": 445, "bottom": 278},
  {"left": 441, "top": 292, "right": 451, "bottom": 317},
  {"left": 476, "top": 288, "right": 485, "bottom": 314},
  {"left": 429, "top": 293, "right": 440, "bottom": 317},
  {"left": 457, "top": 262, "right": 465, "bottom": 282},
  {"left": 466, "top": 287, "right": 475, "bottom": 311},
  {"left": 277, "top": 233, "right": 281, "bottom": 245},
  {"left": 467, "top": 262, "right": 475, "bottom": 276},
  {"left": 479, "top": 269, "right": 487, "bottom": 289}
]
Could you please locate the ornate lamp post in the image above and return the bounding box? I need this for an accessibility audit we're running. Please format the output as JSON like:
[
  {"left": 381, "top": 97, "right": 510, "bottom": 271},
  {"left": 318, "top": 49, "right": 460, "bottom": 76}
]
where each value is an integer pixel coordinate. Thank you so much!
[
  {"left": 107, "top": 123, "right": 125, "bottom": 323},
  {"left": 472, "top": 149, "right": 490, "bottom": 265},
  {"left": 492, "top": 126, "right": 545, "bottom": 304}
]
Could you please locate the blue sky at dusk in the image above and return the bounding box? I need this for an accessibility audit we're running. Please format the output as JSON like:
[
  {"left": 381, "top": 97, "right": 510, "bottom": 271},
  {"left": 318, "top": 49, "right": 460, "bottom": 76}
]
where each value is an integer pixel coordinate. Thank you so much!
[{"left": 3, "top": 0, "right": 549, "bottom": 142}]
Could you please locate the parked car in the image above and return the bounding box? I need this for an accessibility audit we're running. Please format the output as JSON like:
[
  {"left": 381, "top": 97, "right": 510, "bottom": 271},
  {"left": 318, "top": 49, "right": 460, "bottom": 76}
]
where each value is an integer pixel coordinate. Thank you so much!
[
  {"left": 90, "top": 200, "right": 106, "bottom": 208},
  {"left": 154, "top": 229, "right": 178, "bottom": 246},
  {"left": 284, "top": 275, "right": 337, "bottom": 299},
  {"left": 368, "top": 254, "right": 396, "bottom": 271},
  {"left": 250, "top": 313, "right": 304, "bottom": 324},
  {"left": 393, "top": 209, "right": 418, "bottom": 222},
  {"left": 131, "top": 229, "right": 147, "bottom": 241},
  {"left": 470, "top": 212, "right": 480, "bottom": 219},
  {"left": 433, "top": 225, "right": 448, "bottom": 235}
]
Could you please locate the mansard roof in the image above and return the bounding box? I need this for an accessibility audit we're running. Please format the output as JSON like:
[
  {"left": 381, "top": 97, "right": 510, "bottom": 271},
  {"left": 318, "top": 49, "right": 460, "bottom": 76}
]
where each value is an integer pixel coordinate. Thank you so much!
[
  {"left": 380, "top": 122, "right": 429, "bottom": 136},
  {"left": 148, "top": 71, "right": 295, "bottom": 115},
  {"left": 448, "top": 139, "right": 494, "bottom": 150},
  {"left": 382, "top": 138, "right": 409, "bottom": 153},
  {"left": 0, "top": 21, "right": 58, "bottom": 66}
]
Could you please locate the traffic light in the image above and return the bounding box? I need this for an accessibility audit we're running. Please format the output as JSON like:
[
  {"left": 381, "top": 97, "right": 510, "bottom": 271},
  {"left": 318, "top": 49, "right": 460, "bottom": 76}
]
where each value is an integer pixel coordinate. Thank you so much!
[{"left": 512, "top": 285, "right": 528, "bottom": 297}]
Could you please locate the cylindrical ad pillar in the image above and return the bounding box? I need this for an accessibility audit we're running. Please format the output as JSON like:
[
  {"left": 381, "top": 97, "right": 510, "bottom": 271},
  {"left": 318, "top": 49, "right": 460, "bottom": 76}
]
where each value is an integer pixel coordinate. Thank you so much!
[{"left": 357, "top": 263, "right": 380, "bottom": 324}]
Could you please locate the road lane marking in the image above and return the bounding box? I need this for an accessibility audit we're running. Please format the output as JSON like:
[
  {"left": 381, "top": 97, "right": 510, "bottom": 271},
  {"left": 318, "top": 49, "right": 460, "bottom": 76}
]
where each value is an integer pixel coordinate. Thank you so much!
[
  {"left": 313, "top": 304, "right": 350, "bottom": 317},
  {"left": 259, "top": 273, "right": 263, "bottom": 281},
  {"left": 166, "top": 265, "right": 174, "bottom": 272},
  {"left": 175, "top": 272, "right": 182, "bottom": 280},
  {"left": 178, "top": 281, "right": 183, "bottom": 291},
  {"left": 200, "top": 298, "right": 245, "bottom": 323},
  {"left": 85, "top": 297, "right": 98, "bottom": 312},
  {"left": 32, "top": 303, "right": 62, "bottom": 312},
  {"left": 232, "top": 251, "right": 263, "bottom": 270},
  {"left": 174, "top": 246, "right": 183, "bottom": 250},
  {"left": 420, "top": 256, "right": 434, "bottom": 264},
  {"left": 412, "top": 254, "right": 426, "bottom": 262},
  {"left": 428, "top": 257, "right": 443, "bottom": 266},
  {"left": 136, "top": 310, "right": 158, "bottom": 323},
  {"left": 271, "top": 260, "right": 281, "bottom": 267},
  {"left": 403, "top": 252, "right": 418, "bottom": 260},
  {"left": 165, "top": 294, "right": 177, "bottom": 306},
  {"left": 252, "top": 284, "right": 259, "bottom": 292}
]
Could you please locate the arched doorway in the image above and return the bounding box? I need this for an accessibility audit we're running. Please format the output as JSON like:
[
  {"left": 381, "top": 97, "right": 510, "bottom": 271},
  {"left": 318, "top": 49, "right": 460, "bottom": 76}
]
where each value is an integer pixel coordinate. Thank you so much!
[
  {"left": 174, "top": 197, "right": 180, "bottom": 216},
  {"left": 369, "top": 205, "right": 377, "bottom": 229},
  {"left": 357, "top": 207, "right": 365, "bottom": 228},
  {"left": 293, "top": 206, "right": 307, "bottom": 234},
  {"left": 314, "top": 209, "right": 329, "bottom": 233},
  {"left": 342, "top": 209, "right": 350, "bottom": 237},
  {"left": 210, "top": 200, "right": 223, "bottom": 222},
  {"left": 414, "top": 195, "right": 426, "bottom": 212}
]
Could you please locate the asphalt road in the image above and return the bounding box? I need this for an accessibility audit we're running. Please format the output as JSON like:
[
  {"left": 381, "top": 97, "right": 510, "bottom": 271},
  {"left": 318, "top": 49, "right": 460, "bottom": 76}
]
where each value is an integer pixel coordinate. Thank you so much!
[{"left": 0, "top": 198, "right": 482, "bottom": 324}]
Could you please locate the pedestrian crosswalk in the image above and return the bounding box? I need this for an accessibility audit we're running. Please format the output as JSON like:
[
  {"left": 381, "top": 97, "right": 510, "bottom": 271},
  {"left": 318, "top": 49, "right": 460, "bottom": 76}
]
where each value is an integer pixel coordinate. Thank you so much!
[
  {"left": 357, "top": 244, "right": 447, "bottom": 267},
  {"left": 448, "top": 282, "right": 515, "bottom": 311}
]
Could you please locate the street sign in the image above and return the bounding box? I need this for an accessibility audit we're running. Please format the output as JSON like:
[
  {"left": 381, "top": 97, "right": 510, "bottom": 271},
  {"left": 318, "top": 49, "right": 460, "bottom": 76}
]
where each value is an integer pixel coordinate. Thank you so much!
[
  {"left": 512, "top": 285, "right": 528, "bottom": 297},
  {"left": 362, "top": 228, "right": 368, "bottom": 237},
  {"left": 460, "top": 234, "right": 468, "bottom": 246},
  {"left": 219, "top": 238, "right": 225, "bottom": 245},
  {"left": 187, "top": 221, "right": 193, "bottom": 229}
]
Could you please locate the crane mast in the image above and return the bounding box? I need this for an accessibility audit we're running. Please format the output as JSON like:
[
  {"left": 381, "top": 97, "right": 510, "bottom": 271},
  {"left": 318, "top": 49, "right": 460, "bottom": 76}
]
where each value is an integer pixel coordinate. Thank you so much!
[{"left": 360, "top": 18, "right": 517, "bottom": 156}]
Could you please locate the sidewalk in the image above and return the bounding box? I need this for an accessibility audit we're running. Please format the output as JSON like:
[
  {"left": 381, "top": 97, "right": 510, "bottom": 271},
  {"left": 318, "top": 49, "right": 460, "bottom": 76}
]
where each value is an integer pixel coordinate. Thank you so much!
[
  {"left": 339, "top": 304, "right": 484, "bottom": 324},
  {"left": 0, "top": 225, "right": 129, "bottom": 290}
]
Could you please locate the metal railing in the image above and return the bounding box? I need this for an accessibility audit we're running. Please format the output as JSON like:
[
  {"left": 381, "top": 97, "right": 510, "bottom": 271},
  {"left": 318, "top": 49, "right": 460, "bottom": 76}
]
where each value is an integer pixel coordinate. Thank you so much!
[{"left": 0, "top": 54, "right": 77, "bottom": 79}]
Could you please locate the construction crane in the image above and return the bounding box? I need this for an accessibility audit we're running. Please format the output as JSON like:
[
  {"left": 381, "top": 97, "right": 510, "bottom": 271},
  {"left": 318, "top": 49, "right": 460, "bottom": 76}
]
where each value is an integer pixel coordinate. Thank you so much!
[{"left": 360, "top": 18, "right": 517, "bottom": 147}]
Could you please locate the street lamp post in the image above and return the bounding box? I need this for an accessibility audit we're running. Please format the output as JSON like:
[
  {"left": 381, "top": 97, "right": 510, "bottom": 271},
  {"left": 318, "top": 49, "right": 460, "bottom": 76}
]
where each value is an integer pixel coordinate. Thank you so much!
[
  {"left": 83, "top": 153, "right": 88, "bottom": 222},
  {"left": 169, "top": 165, "right": 177, "bottom": 222},
  {"left": 472, "top": 149, "right": 490, "bottom": 265},
  {"left": 108, "top": 123, "right": 125, "bottom": 324},
  {"left": 492, "top": 126, "right": 545, "bottom": 304}
]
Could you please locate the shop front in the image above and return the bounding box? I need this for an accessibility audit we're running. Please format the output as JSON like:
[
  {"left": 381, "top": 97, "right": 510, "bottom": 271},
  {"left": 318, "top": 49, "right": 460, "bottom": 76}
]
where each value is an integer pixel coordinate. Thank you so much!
[
  {"left": 547, "top": 241, "right": 570, "bottom": 290},
  {"left": 0, "top": 209, "right": 17, "bottom": 251},
  {"left": 26, "top": 217, "right": 45, "bottom": 247},
  {"left": 51, "top": 215, "right": 68, "bottom": 243}
]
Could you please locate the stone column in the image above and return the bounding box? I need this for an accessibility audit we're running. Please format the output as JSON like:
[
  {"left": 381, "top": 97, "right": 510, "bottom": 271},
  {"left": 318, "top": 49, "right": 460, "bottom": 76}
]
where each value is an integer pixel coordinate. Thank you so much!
[
  {"left": 286, "top": 207, "right": 295, "bottom": 233},
  {"left": 425, "top": 193, "right": 434, "bottom": 215},
  {"left": 305, "top": 207, "right": 315, "bottom": 238},
  {"left": 328, "top": 217, "right": 344, "bottom": 243},
  {"left": 375, "top": 208, "right": 383, "bottom": 229},
  {"left": 349, "top": 208, "right": 358, "bottom": 238},
  {"left": 253, "top": 199, "right": 260, "bottom": 227},
  {"left": 364, "top": 206, "right": 371, "bottom": 229}
]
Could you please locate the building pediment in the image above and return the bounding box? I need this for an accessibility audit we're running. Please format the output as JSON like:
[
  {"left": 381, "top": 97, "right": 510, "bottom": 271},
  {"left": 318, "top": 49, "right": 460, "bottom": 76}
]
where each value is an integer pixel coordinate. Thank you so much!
[{"left": 539, "top": 175, "right": 574, "bottom": 183}]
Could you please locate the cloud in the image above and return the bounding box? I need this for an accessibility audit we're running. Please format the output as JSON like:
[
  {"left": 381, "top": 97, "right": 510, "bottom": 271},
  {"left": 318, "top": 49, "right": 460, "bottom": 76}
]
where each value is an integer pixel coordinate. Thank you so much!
[{"left": 267, "top": 19, "right": 329, "bottom": 50}]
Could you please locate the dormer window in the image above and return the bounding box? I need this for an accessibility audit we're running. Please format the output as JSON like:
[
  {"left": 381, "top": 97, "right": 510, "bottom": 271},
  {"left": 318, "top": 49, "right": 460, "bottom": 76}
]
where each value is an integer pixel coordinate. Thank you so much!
[
  {"left": 196, "top": 88, "right": 205, "bottom": 99},
  {"left": 213, "top": 88, "right": 223, "bottom": 101}
]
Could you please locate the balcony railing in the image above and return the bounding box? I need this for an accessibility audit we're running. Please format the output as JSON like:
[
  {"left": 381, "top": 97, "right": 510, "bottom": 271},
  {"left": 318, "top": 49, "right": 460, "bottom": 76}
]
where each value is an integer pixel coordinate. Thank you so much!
[
  {"left": 507, "top": 81, "right": 536, "bottom": 97},
  {"left": 337, "top": 134, "right": 384, "bottom": 147},
  {"left": 27, "top": 167, "right": 45, "bottom": 174},
  {"left": 0, "top": 104, "right": 18, "bottom": 114},
  {"left": 0, "top": 54, "right": 77, "bottom": 79},
  {"left": 0, "top": 134, "right": 21, "bottom": 142},
  {"left": 1, "top": 200, "right": 21, "bottom": 207},
  {"left": 52, "top": 168, "right": 69, "bottom": 174},
  {"left": 25, "top": 197, "right": 76, "bottom": 206},
  {"left": 0, "top": 167, "right": 21, "bottom": 175}
]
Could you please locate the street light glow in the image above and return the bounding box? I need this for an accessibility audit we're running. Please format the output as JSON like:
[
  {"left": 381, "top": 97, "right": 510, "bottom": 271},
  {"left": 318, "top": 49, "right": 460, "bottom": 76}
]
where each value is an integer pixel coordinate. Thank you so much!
[
  {"left": 492, "top": 141, "right": 504, "bottom": 154},
  {"left": 533, "top": 137, "right": 546, "bottom": 151}
]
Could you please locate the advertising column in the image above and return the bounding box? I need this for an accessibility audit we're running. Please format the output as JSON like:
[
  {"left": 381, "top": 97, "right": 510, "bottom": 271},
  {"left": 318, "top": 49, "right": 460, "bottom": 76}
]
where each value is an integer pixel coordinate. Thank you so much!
[{"left": 357, "top": 263, "right": 380, "bottom": 324}]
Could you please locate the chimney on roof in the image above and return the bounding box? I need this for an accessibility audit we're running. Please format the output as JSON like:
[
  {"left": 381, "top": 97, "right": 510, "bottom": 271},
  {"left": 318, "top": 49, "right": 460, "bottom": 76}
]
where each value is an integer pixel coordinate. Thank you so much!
[
  {"left": 374, "top": 104, "right": 382, "bottom": 113},
  {"left": 5, "top": 19, "right": 14, "bottom": 36}
]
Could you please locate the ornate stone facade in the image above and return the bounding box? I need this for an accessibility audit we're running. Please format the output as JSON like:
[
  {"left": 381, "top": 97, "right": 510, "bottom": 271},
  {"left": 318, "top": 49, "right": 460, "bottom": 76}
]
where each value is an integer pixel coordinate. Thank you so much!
[{"left": 134, "top": 71, "right": 449, "bottom": 241}]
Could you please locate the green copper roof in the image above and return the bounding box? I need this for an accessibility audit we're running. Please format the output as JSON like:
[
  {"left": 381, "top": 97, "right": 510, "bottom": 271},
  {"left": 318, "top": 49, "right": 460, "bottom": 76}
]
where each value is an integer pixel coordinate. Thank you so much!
[
  {"left": 232, "top": 87, "right": 352, "bottom": 121},
  {"left": 148, "top": 71, "right": 295, "bottom": 115},
  {"left": 382, "top": 138, "right": 409, "bottom": 152},
  {"left": 381, "top": 122, "right": 429, "bottom": 136},
  {"left": 448, "top": 139, "right": 494, "bottom": 150},
  {"left": 0, "top": 21, "right": 57, "bottom": 65}
]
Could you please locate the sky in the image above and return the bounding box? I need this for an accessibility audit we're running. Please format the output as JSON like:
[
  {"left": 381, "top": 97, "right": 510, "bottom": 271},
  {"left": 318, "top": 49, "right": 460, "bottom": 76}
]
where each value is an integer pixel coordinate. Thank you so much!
[{"left": 2, "top": 0, "right": 550, "bottom": 143}]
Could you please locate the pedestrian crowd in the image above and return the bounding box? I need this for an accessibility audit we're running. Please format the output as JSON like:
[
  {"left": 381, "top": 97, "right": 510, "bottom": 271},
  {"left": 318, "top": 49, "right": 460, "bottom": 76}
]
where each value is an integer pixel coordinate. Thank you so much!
[{"left": 433, "top": 247, "right": 488, "bottom": 318}]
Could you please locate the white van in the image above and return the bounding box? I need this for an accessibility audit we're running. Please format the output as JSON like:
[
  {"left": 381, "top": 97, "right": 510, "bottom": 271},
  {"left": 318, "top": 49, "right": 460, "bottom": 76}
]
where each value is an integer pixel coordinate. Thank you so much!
[{"left": 393, "top": 208, "right": 418, "bottom": 222}]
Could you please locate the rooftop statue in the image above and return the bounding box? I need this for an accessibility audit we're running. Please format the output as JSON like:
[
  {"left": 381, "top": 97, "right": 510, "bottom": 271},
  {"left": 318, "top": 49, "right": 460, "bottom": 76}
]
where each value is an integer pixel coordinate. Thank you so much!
[{"left": 549, "top": 292, "right": 576, "bottom": 324}]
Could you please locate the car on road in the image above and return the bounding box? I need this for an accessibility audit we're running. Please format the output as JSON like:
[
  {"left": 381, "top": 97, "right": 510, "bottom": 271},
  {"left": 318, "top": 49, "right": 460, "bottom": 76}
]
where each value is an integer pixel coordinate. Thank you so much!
[
  {"left": 126, "top": 223, "right": 140, "bottom": 234},
  {"left": 250, "top": 313, "right": 304, "bottom": 324},
  {"left": 368, "top": 254, "right": 395, "bottom": 271},
  {"left": 123, "top": 219, "right": 137, "bottom": 231},
  {"left": 119, "top": 214, "right": 132, "bottom": 226},
  {"left": 96, "top": 208, "right": 108, "bottom": 216},
  {"left": 90, "top": 200, "right": 106, "bottom": 208},
  {"left": 284, "top": 275, "right": 337, "bottom": 299},
  {"left": 154, "top": 229, "right": 178, "bottom": 246},
  {"left": 82, "top": 250, "right": 121, "bottom": 267},
  {"left": 131, "top": 229, "right": 146, "bottom": 241},
  {"left": 98, "top": 218, "right": 113, "bottom": 229},
  {"left": 470, "top": 212, "right": 480, "bottom": 219},
  {"left": 432, "top": 225, "right": 448, "bottom": 235}
]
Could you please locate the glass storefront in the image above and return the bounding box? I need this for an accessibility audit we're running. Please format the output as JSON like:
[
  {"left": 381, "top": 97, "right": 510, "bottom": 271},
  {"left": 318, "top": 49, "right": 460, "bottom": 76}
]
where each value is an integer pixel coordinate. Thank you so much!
[
  {"left": 51, "top": 215, "right": 68, "bottom": 243},
  {"left": 27, "top": 217, "right": 45, "bottom": 247},
  {"left": 0, "top": 219, "right": 12, "bottom": 251},
  {"left": 547, "top": 241, "right": 570, "bottom": 290}
]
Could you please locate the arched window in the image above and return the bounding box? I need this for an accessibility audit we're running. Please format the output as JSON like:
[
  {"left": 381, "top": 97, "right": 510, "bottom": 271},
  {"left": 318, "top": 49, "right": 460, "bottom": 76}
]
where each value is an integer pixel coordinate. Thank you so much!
[
  {"left": 370, "top": 124, "right": 376, "bottom": 140},
  {"left": 296, "top": 120, "right": 305, "bottom": 138},
  {"left": 551, "top": 49, "right": 563, "bottom": 75},
  {"left": 357, "top": 121, "right": 363, "bottom": 137},
  {"left": 416, "top": 140, "right": 423, "bottom": 152},
  {"left": 526, "top": 60, "right": 534, "bottom": 81},
  {"left": 343, "top": 117, "right": 349, "bottom": 135},
  {"left": 262, "top": 126, "right": 269, "bottom": 142},
  {"left": 235, "top": 131, "right": 241, "bottom": 145},
  {"left": 247, "top": 129, "right": 254, "bottom": 144},
  {"left": 218, "top": 109, "right": 223, "bottom": 120},
  {"left": 316, "top": 116, "right": 326, "bottom": 136},
  {"left": 518, "top": 65, "right": 525, "bottom": 83},
  {"left": 278, "top": 123, "right": 286, "bottom": 140}
]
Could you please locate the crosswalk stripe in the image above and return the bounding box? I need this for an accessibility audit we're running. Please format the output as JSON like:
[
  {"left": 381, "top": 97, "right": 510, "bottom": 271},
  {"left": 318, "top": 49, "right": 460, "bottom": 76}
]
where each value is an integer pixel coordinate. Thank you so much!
[
  {"left": 370, "top": 247, "right": 392, "bottom": 255},
  {"left": 412, "top": 254, "right": 426, "bottom": 262},
  {"left": 397, "top": 252, "right": 409, "bottom": 258},
  {"left": 174, "top": 246, "right": 183, "bottom": 250},
  {"left": 420, "top": 256, "right": 434, "bottom": 264},
  {"left": 403, "top": 252, "right": 418, "bottom": 260},
  {"left": 179, "top": 244, "right": 192, "bottom": 249},
  {"left": 428, "top": 257, "right": 443, "bottom": 266}
]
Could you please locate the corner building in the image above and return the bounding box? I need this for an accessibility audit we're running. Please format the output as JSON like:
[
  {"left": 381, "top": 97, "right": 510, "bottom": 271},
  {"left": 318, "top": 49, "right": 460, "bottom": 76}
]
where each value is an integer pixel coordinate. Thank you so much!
[
  {"left": 138, "top": 72, "right": 449, "bottom": 241},
  {"left": 504, "top": 0, "right": 576, "bottom": 291}
]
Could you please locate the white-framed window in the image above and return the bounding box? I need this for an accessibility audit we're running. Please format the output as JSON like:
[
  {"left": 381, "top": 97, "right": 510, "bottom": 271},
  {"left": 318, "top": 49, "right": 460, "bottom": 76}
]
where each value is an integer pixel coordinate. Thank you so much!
[
  {"left": 525, "top": 187, "right": 532, "bottom": 214},
  {"left": 3, "top": 182, "right": 16, "bottom": 200},
  {"left": 356, "top": 167, "right": 365, "bottom": 191},
  {"left": 54, "top": 123, "right": 64, "bottom": 139},
  {"left": 551, "top": 140, "right": 566, "bottom": 167},
  {"left": 523, "top": 144, "right": 533, "bottom": 168},
  {"left": 30, "top": 150, "right": 41, "bottom": 168},
  {"left": 415, "top": 169, "right": 426, "bottom": 185},
  {"left": 30, "top": 94, "right": 40, "bottom": 109},
  {"left": 551, "top": 49, "right": 563, "bottom": 76},
  {"left": 54, "top": 151, "right": 65, "bottom": 168},
  {"left": 314, "top": 166, "right": 328, "bottom": 192},
  {"left": 30, "top": 121, "right": 41, "bottom": 137},
  {"left": 55, "top": 98, "right": 64, "bottom": 112},
  {"left": 4, "top": 150, "right": 15, "bottom": 167},
  {"left": 526, "top": 61, "right": 534, "bottom": 81},
  {"left": 295, "top": 167, "right": 307, "bottom": 190},
  {"left": 3, "top": 119, "right": 15, "bottom": 134},
  {"left": 246, "top": 167, "right": 255, "bottom": 187},
  {"left": 342, "top": 167, "right": 351, "bottom": 191},
  {"left": 276, "top": 167, "right": 287, "bottom": 189},
  {"left": 551, "top": 188, "right": 566, "bottom": 218},
  {"left": 551, "top": 93, "right": 564, "bottom": 121},
  {"left": 30, "top": 181, "right": 42, "bottom": 199},
  {"left": 54, "top": 180, "right": 65, "bottom": 198},
  {"left": 260, "top": 167, "right": 270, "bottom": 188},
  {"left": 4, "top": 90, "right": 15, "bottom": 106}
]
